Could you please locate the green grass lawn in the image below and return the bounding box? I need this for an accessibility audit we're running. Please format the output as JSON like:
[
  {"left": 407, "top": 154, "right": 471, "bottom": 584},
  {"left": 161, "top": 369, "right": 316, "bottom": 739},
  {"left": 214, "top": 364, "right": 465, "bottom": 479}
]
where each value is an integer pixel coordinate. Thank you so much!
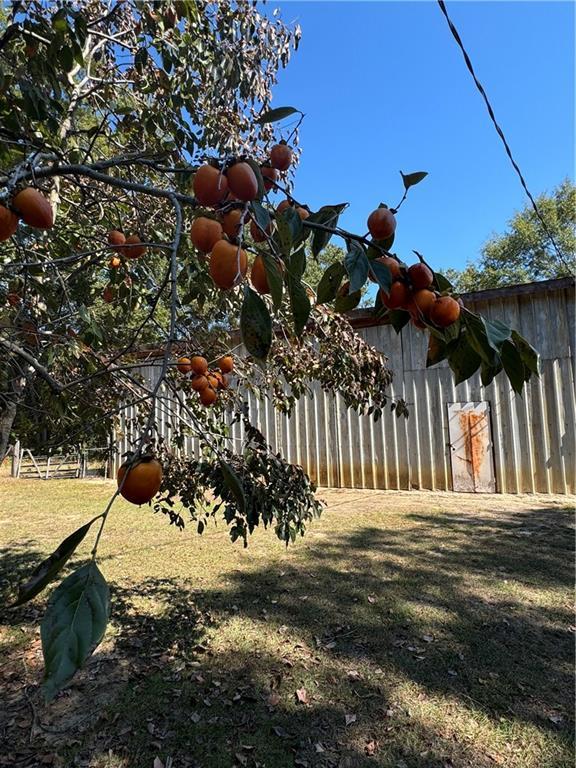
[{"left": 0, "top": 477, "right": 573, "bottom": 768}]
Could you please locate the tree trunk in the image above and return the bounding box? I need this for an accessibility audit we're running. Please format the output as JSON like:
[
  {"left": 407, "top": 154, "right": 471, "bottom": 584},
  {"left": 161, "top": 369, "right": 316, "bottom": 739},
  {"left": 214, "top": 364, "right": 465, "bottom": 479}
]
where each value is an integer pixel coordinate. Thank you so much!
[{"left": 0, "top": 363, "right": 26, "bottom": 462}]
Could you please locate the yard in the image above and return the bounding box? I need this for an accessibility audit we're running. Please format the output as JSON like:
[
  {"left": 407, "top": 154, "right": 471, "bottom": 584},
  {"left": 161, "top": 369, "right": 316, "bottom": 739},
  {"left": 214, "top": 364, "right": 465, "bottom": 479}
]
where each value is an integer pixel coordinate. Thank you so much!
[{"left": 0, "top": 478, "right": 573, "bottom": 768}]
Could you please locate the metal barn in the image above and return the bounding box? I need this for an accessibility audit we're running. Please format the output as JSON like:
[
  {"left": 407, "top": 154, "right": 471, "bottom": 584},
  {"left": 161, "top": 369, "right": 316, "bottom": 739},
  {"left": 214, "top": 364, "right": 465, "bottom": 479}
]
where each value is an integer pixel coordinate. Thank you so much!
[{"left": 116, "top": 277, "right": 575, "bottom": 495}]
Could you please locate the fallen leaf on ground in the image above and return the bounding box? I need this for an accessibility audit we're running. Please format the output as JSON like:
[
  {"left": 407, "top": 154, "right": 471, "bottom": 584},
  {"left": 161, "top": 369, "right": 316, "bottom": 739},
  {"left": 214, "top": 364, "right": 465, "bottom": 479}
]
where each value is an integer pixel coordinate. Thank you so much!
[
  {"left": 295, "top": 688, "right": 309, "bottom": 704},
  {"left": 365, "top": 739, "right": 378, "bottom": 756},
  {"left": 345, "top": 713, "right": 357, "bottom": 726}
]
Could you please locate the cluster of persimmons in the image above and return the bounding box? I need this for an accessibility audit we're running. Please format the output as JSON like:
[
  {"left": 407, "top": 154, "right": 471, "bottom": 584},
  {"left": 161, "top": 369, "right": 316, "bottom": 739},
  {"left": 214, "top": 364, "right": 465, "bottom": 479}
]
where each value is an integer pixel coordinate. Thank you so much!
[{"left": 176, "top": 353, "right": 234, "bottom": 406}]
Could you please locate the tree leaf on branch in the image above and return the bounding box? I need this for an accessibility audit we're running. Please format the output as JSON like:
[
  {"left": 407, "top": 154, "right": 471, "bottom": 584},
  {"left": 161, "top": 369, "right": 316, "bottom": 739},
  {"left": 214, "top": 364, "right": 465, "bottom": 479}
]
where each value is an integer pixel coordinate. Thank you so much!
[
  {"left": 255, "top": 106, "right": 301, "bottom": 124},
  {"left": 262, "top": 252, "right": 284, "bottom": 310},
  {"left": 426, "top": 334, "right": 448, "bottom": 368},
  {"left": 386, "top": 309, "right": 411, "bottom": 334},
  {"left": 500, "top": 339, "right": 526, "bottom": 394},
  {"left": 316, "top": 263, "right": 346, "bottom": 305},
  {"left": 240, "top": 286, "right": 272, "bottom": 360},
  {"left": 41, "top": 562, "right": 110, "bottom": 701},
  {"left": 11, "top": 520, "right": 96, "bottom": 607},
  {"left": 251, "top": 200, "right": 271, "bottom": 232},
  {"left": 306, "top": 204, "right": 348, "bottom": 257},
  {"left": 368, "top": 259, "right": 393, "bottom": 295},
  {"left": 511, "top": 330, "right": 539, "bottom": 377},
  {"left": 334, "top": 287, "right": 361, "bottom": 313},
  {"left": 400, "top": 170, "right": 428, "bottom": 190},
  {"left": 344, "top": 241, "right": 369, "bottom": 293},
  {"left": 434, "top": 272, "right": 454, "bottom": 293},
  {"left": 287, "top": 275, "right": 311, "bottom": 336},
  {"left": 448, "top": 337, "right": 482, "bottom": 384},
  {"left": 219, "top": 460, "right": 246, "bottom": 513}
]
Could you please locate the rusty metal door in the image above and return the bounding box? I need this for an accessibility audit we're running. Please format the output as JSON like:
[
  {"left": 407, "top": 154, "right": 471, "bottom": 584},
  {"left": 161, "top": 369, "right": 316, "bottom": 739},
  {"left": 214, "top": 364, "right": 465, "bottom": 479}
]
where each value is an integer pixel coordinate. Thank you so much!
[{"left": 448, "top": 402, "right": 496, "bottom": 493}]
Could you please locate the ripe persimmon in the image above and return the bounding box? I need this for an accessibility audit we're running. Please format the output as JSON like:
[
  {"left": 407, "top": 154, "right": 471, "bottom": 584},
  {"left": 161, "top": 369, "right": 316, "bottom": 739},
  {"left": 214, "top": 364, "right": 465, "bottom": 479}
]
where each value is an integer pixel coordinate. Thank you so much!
[
  {"left": 0, "top": 205, "right": 19, "bottom": 241},
  {"left": 7, "top": 292, "right": 21, "bottom": 307},
  {"left": 296, "top": 207, "right": 309, "bottom": 220},
  {"left": 261, "top": 166, "right": 279, "bottom": 192},
  {"left": 206, "top": 373, "right": 220, "bottom": 389},
  {"left": 222, "top": 209, "right": 244, "bottom": 238},
  {"left": 412, "top": 288, "right": 436, "bottom": 318},
  {"left": 381, "top": 281, "right": 412, "bottom": 310},
  {"left": 108, "top": 230, "right": 126, "bottom": 251},
  {"left": 191, "top": 216, "right": 223, "bottom": 253},
  {"left": 226, "top": 162, "right": 258, "bottom": 202},
  {"left": 270, "top": 144, "right": 293, "bottom": 171},
  {"left": 209, "top": 239, "right": 248, "bottom": 289},
  {"left": 125, "top": 234, "right": 146, "bottom": 259},
  {"left": 200, "top": 386, "right": 218, "bottom": 406},
  {"left": 193, "top": 164, "right": 228, "bottom": 206},
  {"left": 187, "top": 356, "right": 206, "bottom": 376},
  {"left": 103, "top": 285, "right": 115, "bottom": 303},
  {"left": 276, "top": 199, "right": 292, "bottom": 214},
  {"left": 368, "top": 255, "right": 401, "bottom": 283},
  {"left": 251, "top": 254, "right": 269, "bottom": 294},
  {"left": 218, "top": 356, "right": 234, "bottom": 374},
  {"left": 109, "top": 255, "right": 121, "bottom": 269},
  {"left": 367, "top": 208, "right": 396, "bottom": 241},
  {"left": 430, "top": 296, "right": 461, "bottom": 327},
  {"left": 191, "top": 374, "right": 209, "bottom": 391},
  {"left": 117, "top": 457, "right": 163, "bottom": 505},
  {"left": 12, "top": 188, "right": 53, "bottom": 229},
  {"left": 177, "top": 356, "right": 192, "bottom": 374},
  {"left": 408, "top": 263, "right": 433, "bottom": 290}
]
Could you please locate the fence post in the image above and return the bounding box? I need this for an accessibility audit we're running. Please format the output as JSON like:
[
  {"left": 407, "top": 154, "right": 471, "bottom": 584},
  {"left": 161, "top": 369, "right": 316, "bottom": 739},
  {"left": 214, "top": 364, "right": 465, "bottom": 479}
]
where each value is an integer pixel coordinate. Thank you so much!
[{"left": 11, "top": 440, "right": 20, "bottom": 478}]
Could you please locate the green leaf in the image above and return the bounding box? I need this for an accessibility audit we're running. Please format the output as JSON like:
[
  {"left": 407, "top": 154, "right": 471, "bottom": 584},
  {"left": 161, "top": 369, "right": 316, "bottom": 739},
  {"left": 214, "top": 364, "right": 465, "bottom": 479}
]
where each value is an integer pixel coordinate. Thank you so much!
[
  {"left": 400, "top": 171, "right": 428, "bottom": 190},
  {"left": 480, "top": 360, "right": 503, "bottom": 387},
  {"left": 334, "top": 288, "right": 361, "bottom": 313},
  {"left": 219, "top": 460, "right": 246, "bottom": 513},
  {"left": 283, "top": 206, "right": 304, "bottom": 246},
  {"left": 316, "top": 263, "right": 346, "bottom": 305},
  {"left": 306, "top": 204, "right": 347, "bottom": 257},
  {"left": 462, "top": 313, "right": 497, "bottom": 365},
  {"left": 287, "top": 276, "right": 311, "bottom": 336},
  {"left": 262, "top": 252, "right": 284, "bottom": 310},
  {"left": 250, "top": 201, "right": 271, "bottom": 232},
  {"left": 11, "top": 521, "right": 95, "bottom": 607},
  {"left": 511, "top": 330, "right": 539, "bottom": 377},
  {"left": 41, "top": 562, "right": 109, "bottom": 701},
  {"left": 256, "top": 106, "right": 300, "bottom": 124},
  {"left": 501, "top": 340, "right": 526, "bottom": 394},
  {"left": 274, "top": 212, "right": 292, "bottom": 256},
  {"left": 386, "top": 309, "right": 411, "bottom": 334},
  {"left": 448, "top": 338, "right": 482, "bottom": 384},
  {"left": 240, "top": 286, "right": 272, "bottom": 359},
  {"left": 344, "top": 242, "right": 369, "bottom": 293},
  {"left": 426, "top": 334, "right": 448, "bottom": 368},
  {"left": 52, "top": 9, "right": 68, "bottom": 32},
  {"left": 286, "top": 245, "right": 306, "bottom": 280},
  {"left": 484, "top": 317, "right": 511, "bottom": 351},
  {"left": 58, "top": 46, "right": 74, "bottom": 72},
  {"left": 368, "top": 259, "right": 393, "bottom": 294},
  {"left": 434, "top": 272, "right": 454, "bottom": 293}
]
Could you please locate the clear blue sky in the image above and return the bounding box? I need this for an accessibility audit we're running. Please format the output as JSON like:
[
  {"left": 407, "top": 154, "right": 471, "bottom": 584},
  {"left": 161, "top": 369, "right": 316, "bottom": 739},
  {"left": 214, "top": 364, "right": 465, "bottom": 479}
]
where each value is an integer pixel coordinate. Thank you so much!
[{"left": 265, "top": 1, "right": 574, "bottom": 272}]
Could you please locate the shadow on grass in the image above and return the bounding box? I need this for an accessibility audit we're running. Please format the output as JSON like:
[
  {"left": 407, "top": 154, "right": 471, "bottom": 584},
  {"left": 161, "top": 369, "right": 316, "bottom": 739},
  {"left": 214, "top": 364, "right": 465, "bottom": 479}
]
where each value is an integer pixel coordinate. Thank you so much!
[{"left": 0, "top": 503, "right": 573, "bottom": 767}]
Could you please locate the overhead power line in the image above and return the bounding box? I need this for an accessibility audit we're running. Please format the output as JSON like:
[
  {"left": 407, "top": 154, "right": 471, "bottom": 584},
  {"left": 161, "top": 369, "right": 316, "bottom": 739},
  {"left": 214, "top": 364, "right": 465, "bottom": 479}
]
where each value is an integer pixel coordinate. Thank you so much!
[{"left": 437, "top": 0, "right": 567, "bottom": 267}]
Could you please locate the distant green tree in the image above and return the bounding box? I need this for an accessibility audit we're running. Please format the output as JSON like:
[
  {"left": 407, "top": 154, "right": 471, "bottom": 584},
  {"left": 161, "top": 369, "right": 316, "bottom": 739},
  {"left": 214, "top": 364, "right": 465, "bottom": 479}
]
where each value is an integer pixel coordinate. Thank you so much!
[
  {"left": 303, "top": 243, "right": 345, "bottom": 289},
  {"left": 445, "top": 180, "right": 575, "bottom": 292}
]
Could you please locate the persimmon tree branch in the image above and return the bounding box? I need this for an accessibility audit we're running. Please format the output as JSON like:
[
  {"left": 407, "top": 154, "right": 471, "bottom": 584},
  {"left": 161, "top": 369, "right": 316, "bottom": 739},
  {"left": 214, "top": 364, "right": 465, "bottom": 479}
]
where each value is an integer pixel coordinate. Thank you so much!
[{"left": 0, "top": 339, "right": 64, "bottom": 393}]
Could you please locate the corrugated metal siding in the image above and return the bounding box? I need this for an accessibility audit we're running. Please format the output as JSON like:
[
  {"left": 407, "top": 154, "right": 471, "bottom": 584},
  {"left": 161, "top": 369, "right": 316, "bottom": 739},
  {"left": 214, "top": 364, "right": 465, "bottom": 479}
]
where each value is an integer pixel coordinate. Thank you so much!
[{"left": 116, "top": 282, "right": 575, "bottom": 495}]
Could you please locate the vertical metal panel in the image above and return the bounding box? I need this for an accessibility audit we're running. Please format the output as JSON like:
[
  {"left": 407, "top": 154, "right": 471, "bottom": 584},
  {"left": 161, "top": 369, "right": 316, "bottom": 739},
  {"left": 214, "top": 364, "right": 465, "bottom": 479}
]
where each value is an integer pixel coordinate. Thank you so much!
[{"left": 116, "top": 283, "right": 575, "bottom": 495}]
